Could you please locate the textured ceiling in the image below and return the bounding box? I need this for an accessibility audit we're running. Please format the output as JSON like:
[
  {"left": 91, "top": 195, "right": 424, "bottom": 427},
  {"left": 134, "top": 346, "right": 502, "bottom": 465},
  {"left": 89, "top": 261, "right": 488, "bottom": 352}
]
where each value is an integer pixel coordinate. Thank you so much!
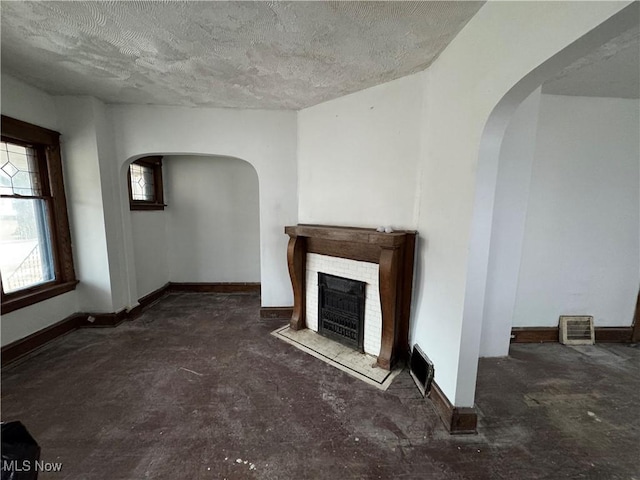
[
  {"left": 543, "top": 27, "right": 640, "bottom": 99},
  {"left": 1, "top": 1, "right": 484, "bottom": 110}
]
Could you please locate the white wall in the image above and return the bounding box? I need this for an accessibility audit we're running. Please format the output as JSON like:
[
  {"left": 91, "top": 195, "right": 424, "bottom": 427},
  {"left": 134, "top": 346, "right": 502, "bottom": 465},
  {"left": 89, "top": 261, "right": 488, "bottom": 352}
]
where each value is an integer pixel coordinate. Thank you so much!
[
  {"left": 165, "top": 155, "right": 260, "bottom": 283},
  {"left": 130, "top": 211, "right": 169, "bottom": 298},
  {"left": 54, "top": 96, "right": 115, "bottom": 313},
  {"left": 410, "top": 2, "right": 633, "bottom": 407},
  {"left": 481, "top": 92, "right": 639, "bottom": 357},
  {"left": 110, "top": 105, "right": 297, "bottom": 307},
  {"left": 480, "top": 88, "right": 542, "bottom": 357},
  {"left": 1, "top": 74, "right": 59, "bottom": 130},
  {"left": 298, "top": 72, "right": 424, "bottom": 229},
  {"left": 0, "top": 75, "right": 79, "bottom": 346},
  {"left": 93, "top": 100, "right": 129, "bottom": 311},
  {"left": 513, "top": 94, "right": 639, "bottom": 328}
]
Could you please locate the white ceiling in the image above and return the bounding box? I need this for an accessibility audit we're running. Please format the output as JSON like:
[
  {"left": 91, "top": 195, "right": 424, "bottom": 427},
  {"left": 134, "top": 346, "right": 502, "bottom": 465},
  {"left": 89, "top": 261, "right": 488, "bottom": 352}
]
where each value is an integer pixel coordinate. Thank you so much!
[
  {"left": 0, "top": 1, "right": 484, "bottom": 110},
  {"left": 543, "top": 26, "right": 640, "bottom": 99}
]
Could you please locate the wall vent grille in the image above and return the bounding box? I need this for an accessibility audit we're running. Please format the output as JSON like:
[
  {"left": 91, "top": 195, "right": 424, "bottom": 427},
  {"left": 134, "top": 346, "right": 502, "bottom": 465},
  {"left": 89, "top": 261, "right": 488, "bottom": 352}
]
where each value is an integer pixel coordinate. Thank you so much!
[
  {"left": 410, "top": 345, "right": 434, "bottom": 397},
  {"left": 559, "top": 315, "right": 594, "bottom": 345}
]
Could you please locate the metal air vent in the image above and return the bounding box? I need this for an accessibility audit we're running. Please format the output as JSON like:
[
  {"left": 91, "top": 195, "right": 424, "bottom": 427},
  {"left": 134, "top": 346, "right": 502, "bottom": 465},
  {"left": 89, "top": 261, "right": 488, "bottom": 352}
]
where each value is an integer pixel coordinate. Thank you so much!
[
  {"left": 410, "top": 345, "right": 434, "bottom": 397},
  {"left": 559, "top": 315, "right": 594, "bottom": 345}
]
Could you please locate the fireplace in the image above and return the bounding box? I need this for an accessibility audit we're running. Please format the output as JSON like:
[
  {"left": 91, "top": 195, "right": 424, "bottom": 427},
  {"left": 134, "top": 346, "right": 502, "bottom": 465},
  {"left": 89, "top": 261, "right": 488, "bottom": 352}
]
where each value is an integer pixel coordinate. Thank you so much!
[
  {"left": 285, "top": 224, "right": 417, "bottom": 370},
  {"left": 318, "top": 273, "right": 366, "bottom": 351}
]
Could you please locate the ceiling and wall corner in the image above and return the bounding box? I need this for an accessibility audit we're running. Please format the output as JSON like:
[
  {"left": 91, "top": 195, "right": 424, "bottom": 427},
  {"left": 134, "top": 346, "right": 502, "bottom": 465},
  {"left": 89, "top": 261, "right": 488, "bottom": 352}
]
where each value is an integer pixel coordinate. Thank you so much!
[{"left": 0, "top": 1, "right": 484, "bottom": 110}]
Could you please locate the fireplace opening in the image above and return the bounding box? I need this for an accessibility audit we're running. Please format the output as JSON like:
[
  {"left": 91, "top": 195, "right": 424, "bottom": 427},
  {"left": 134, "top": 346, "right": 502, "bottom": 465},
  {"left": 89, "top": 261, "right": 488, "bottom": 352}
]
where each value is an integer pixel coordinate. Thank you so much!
[{"left": 318, "top": 273, "right": 366, "bottom": 352}]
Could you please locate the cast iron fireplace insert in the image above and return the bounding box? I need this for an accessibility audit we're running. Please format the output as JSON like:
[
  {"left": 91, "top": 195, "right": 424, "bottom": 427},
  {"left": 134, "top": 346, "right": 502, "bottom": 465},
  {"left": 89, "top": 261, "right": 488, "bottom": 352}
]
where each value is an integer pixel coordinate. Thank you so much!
[{"left": 317, "top": 272, "right": 366, "bottom": 352}]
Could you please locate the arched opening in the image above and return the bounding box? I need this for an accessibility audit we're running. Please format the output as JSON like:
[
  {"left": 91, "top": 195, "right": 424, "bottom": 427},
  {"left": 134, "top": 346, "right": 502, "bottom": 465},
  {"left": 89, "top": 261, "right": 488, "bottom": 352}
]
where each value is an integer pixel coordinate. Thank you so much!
[
  {"left": 464, "top": 4, "right": 638, "bottom": 395},
  {"left": 120, "top": 154, "right": 260, "bottom": 302},
  {"left": 481, "top": 78, "right": 639, "bottom": 357}
]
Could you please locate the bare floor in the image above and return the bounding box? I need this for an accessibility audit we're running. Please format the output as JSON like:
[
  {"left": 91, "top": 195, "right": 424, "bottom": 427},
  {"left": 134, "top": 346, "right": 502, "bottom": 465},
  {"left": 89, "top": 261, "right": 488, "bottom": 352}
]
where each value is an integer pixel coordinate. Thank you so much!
[{"left": 2, "top": 293, "right": 639, "bottom": 479}]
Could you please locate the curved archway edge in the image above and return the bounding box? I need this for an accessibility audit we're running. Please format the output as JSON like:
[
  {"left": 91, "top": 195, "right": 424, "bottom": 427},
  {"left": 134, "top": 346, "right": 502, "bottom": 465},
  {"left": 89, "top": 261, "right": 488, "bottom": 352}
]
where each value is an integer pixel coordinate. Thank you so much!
[
  {"left": 460, "top": 3, "right": 639, "bottom": 405},
  {"left": 407, "top": 1, "right": 637, "bottom": 409}
]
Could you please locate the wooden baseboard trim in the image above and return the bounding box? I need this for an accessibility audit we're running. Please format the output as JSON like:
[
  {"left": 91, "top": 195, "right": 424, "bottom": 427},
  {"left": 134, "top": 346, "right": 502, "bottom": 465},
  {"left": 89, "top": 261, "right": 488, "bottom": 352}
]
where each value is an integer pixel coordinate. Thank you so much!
[
  {"left": 511, "top": 327, "right": 558, "bottom": 343},
  {"left": 139, "top": 283, "right": 171, "bottom": 308},
  {"left": 595, "top": 327, "right": 633, "bottom": 343},
  {"left": 428, "top": 380, "right": 477, "bottom": 434},
  {"left": 1, "top": 313, "right": 85, "bottom": 365},
  {"left": 260, "top": 306, "right": 294, "bottom": 319},
  {"left": 632, "top": 290, "right": 640, "bottom": 343},
  {"left": 127, "top": 282, "right": 172, "bottom": 319},
  {"left": 80, "top": 310, "right": 128, "bottom": 328},
  {"left": 511, "top": 326, "right": 633, "bottom": 344},
  {"left": 168, "top": 282, "right": 261, "bottom": 293}
]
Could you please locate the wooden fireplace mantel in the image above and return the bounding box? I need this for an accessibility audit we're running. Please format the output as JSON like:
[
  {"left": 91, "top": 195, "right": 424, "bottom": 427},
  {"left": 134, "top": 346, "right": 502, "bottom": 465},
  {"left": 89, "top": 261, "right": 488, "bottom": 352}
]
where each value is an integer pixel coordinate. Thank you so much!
[{"left": 285, "top": 224, "right": 417, "bottom": 370}]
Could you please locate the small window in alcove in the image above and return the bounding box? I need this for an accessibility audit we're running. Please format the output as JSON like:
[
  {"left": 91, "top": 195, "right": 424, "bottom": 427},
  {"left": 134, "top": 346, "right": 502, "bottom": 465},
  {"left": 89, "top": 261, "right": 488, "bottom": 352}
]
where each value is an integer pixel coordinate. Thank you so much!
[{"left": 128, "top": 156, "right": 165, "bottom": 210}]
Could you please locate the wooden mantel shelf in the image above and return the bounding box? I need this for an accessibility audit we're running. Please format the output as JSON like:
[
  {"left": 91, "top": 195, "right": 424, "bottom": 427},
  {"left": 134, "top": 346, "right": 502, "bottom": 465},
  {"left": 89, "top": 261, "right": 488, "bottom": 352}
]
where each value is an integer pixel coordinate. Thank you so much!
[
  {"left": 285, "top": 224, "right": 417, "bottom": 370},
  {"left": 285, "top": 225, "right": 409, "bottom": 247}
]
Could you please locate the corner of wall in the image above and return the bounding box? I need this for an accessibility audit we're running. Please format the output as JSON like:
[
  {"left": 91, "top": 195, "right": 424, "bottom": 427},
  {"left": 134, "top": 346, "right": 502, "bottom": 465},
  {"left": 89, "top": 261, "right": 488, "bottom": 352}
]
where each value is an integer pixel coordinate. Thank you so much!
[{"left": 54, "top": 96, "right": 115, "bottom": 313}]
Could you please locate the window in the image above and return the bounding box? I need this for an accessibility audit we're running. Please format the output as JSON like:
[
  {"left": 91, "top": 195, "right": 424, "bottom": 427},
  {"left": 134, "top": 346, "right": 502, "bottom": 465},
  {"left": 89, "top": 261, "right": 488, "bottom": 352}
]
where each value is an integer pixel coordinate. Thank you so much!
[
  {"left": 127, "top": 156, "right": 165, "bottom": 210},
  {"left": 0, "top": 116, "right": 77, "bottom": 313}
]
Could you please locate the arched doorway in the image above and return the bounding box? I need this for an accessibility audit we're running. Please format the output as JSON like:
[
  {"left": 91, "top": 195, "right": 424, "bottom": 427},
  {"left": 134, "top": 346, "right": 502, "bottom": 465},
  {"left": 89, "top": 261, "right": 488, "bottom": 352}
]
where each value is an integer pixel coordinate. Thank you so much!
[
  {"left": 464, "top": 4, "right": 638, "bottom": 387},
  {"left": 121, "top": 154, "right": 260, "bottom": 303}
]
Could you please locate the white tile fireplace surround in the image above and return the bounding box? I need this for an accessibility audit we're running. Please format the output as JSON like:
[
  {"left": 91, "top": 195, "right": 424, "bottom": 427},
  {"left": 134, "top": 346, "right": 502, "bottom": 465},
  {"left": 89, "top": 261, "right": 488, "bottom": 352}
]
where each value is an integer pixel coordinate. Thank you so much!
[{"left": 305, "top": 253, "right": 382, "bottom": 356}]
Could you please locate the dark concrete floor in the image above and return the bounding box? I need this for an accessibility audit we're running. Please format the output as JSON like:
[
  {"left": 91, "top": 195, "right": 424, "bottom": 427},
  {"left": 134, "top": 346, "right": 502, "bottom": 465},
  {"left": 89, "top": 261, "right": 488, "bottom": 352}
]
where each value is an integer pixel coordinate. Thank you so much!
[{"left": 2, "top": 292, "right": 639, "bottom": 479}]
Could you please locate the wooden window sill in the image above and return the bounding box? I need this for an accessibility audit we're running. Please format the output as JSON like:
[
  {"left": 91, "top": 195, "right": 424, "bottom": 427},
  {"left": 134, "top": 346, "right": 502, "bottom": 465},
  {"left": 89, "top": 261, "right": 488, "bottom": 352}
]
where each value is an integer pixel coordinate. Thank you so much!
[
  {"left": 1, "top": 280, "right": 79, "bottom": 314},
  {"left": 130, "top": 203, "right": 166, "bottom": 211}
]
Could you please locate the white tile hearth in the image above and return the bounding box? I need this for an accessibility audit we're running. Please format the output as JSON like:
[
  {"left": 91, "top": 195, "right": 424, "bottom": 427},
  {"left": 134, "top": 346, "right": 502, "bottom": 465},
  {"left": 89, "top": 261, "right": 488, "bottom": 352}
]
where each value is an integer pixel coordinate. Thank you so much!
[{"left": 271, "top": 325, "right": 402, "bottom": 390}]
